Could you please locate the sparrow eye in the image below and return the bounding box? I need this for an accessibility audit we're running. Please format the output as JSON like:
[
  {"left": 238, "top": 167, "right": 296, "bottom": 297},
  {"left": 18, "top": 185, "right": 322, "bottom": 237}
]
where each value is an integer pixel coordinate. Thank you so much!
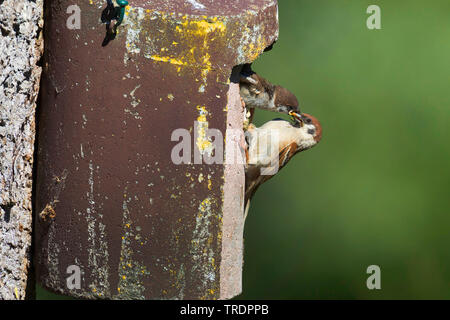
[
  {"left": 307, "top": 128, "right": 315, "bottom": 135},
  {"left": 304, "top": 117, "right": 312, "bottom": 124}
]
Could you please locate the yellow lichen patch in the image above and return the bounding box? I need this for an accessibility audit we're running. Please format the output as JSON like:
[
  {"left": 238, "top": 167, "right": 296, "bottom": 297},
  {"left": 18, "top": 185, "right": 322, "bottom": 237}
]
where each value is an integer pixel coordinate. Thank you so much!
[
  {"left": 39, "top": 203, "right": 56, "bottom": 221},
  {"left": 197, "top": 105, "right": 208, "bottom": 122},
  {"left": 173, "top": 17, "right": 227, "bottom": 90},
  {"left": 196, "top": 106, "right": 213, "bottom": 154},
  {"left": 207, "top": 179, "right": 212, "bottom": 190},
  {"left": 124, "top": 10, "right": 232, "bottom": 92},
  {"left": 199, "top": 198, "right": 211, "bottom": 213},
  {"left": 125, "top": 5, "right": 131, "bottom": 16},
  {"left": 245, "top": 34, "right": 267, "bottom": 61},
  {"left": 150, "top": 55, "right": 186, "bottom": 66},
  {"left": 175, "top": 17, "right": 226, "bottom": 36}
]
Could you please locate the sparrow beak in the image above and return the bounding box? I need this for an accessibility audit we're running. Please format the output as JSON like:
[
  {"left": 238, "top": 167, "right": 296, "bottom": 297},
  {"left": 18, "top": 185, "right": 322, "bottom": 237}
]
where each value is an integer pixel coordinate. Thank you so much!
[{"left": 289, "top": 111, "right": 304, "bottom": 127}]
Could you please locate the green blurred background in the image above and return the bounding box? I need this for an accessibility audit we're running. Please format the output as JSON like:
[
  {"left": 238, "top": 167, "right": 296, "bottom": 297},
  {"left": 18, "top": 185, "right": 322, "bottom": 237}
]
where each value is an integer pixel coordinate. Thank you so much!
[
  {"left": 241, "top": 0, "right": 450, "bottom": 299},
  {"left": 38, "top": 0, "right": 450, "bottom": 299}
]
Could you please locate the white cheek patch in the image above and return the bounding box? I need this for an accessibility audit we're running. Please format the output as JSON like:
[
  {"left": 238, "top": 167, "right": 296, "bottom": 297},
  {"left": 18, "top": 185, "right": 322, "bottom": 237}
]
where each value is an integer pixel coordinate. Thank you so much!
[
  {"left": 297, "top": 124, "right": 317, "bottom": 149},
  {"left": 305, "top": 123, "right": 316, "bottom": 134},
  {"left": 277, "top": 105, "right": 289, "bottom": 113}
]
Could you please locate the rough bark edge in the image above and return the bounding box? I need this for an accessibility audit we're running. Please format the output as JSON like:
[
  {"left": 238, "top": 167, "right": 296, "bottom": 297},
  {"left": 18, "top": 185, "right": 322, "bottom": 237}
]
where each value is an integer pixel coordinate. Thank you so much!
[
  {"left": 220, "top": 69, "right": 246, "bottom": 299},
  {"left": 0, "top": 0, "right": 44, "bottom": 300}
]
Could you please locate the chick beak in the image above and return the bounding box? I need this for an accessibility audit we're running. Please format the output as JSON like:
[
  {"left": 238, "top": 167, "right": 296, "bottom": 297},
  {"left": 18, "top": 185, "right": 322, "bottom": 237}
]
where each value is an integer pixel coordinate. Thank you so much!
[{"left": 289, "top": 111, "right": 304, "bottom": 127}]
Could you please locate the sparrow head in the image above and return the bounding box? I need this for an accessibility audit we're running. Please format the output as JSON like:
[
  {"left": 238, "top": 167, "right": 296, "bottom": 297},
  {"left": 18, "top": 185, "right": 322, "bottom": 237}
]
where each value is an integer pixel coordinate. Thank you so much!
[
  {"left": 289, "top": 110, "right": 304, "bottom": 127},
  {"left": 287, "top": 112, "right": 322, "bottom": 151},
  {"left": 274, "top": 86, "right": 299, "bottom": 114},
  {"left": 300, "top": 113, "right": 322, "bottom": 143}
]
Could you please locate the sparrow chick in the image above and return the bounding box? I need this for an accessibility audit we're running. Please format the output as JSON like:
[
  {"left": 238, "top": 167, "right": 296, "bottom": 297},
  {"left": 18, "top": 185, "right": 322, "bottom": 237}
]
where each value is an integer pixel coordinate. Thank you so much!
[
  {"left": 244, "top": 113, "right": 322, "bottom": 220},
  {"left": 240, "top": 64, "right": 300, "bottom": 125}
]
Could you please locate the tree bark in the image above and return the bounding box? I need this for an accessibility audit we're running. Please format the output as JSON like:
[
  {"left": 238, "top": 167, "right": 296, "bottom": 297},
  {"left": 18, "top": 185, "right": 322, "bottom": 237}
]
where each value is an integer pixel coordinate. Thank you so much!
[{"left": 0, "top": 0, "right": 44, "bottom": 300}]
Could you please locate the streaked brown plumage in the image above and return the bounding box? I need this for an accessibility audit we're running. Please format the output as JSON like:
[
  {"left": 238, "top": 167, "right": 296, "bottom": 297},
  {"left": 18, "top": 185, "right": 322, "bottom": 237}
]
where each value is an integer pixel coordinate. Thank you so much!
[
  {"left": 240, "top": 64, "right": 300, "bottom": 123},
  {"left": 244, "top": 113, "right": 322, "bottom": 220}
]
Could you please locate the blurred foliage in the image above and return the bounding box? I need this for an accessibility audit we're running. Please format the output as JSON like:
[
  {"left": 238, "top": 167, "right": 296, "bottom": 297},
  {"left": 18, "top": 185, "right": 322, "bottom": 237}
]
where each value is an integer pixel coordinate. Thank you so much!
[
  {"left": 240, "top": 0, "right": 450, "bottom": 299},
  {"left": 37, "top": 0, "right": 449, "bottom": 299}
]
